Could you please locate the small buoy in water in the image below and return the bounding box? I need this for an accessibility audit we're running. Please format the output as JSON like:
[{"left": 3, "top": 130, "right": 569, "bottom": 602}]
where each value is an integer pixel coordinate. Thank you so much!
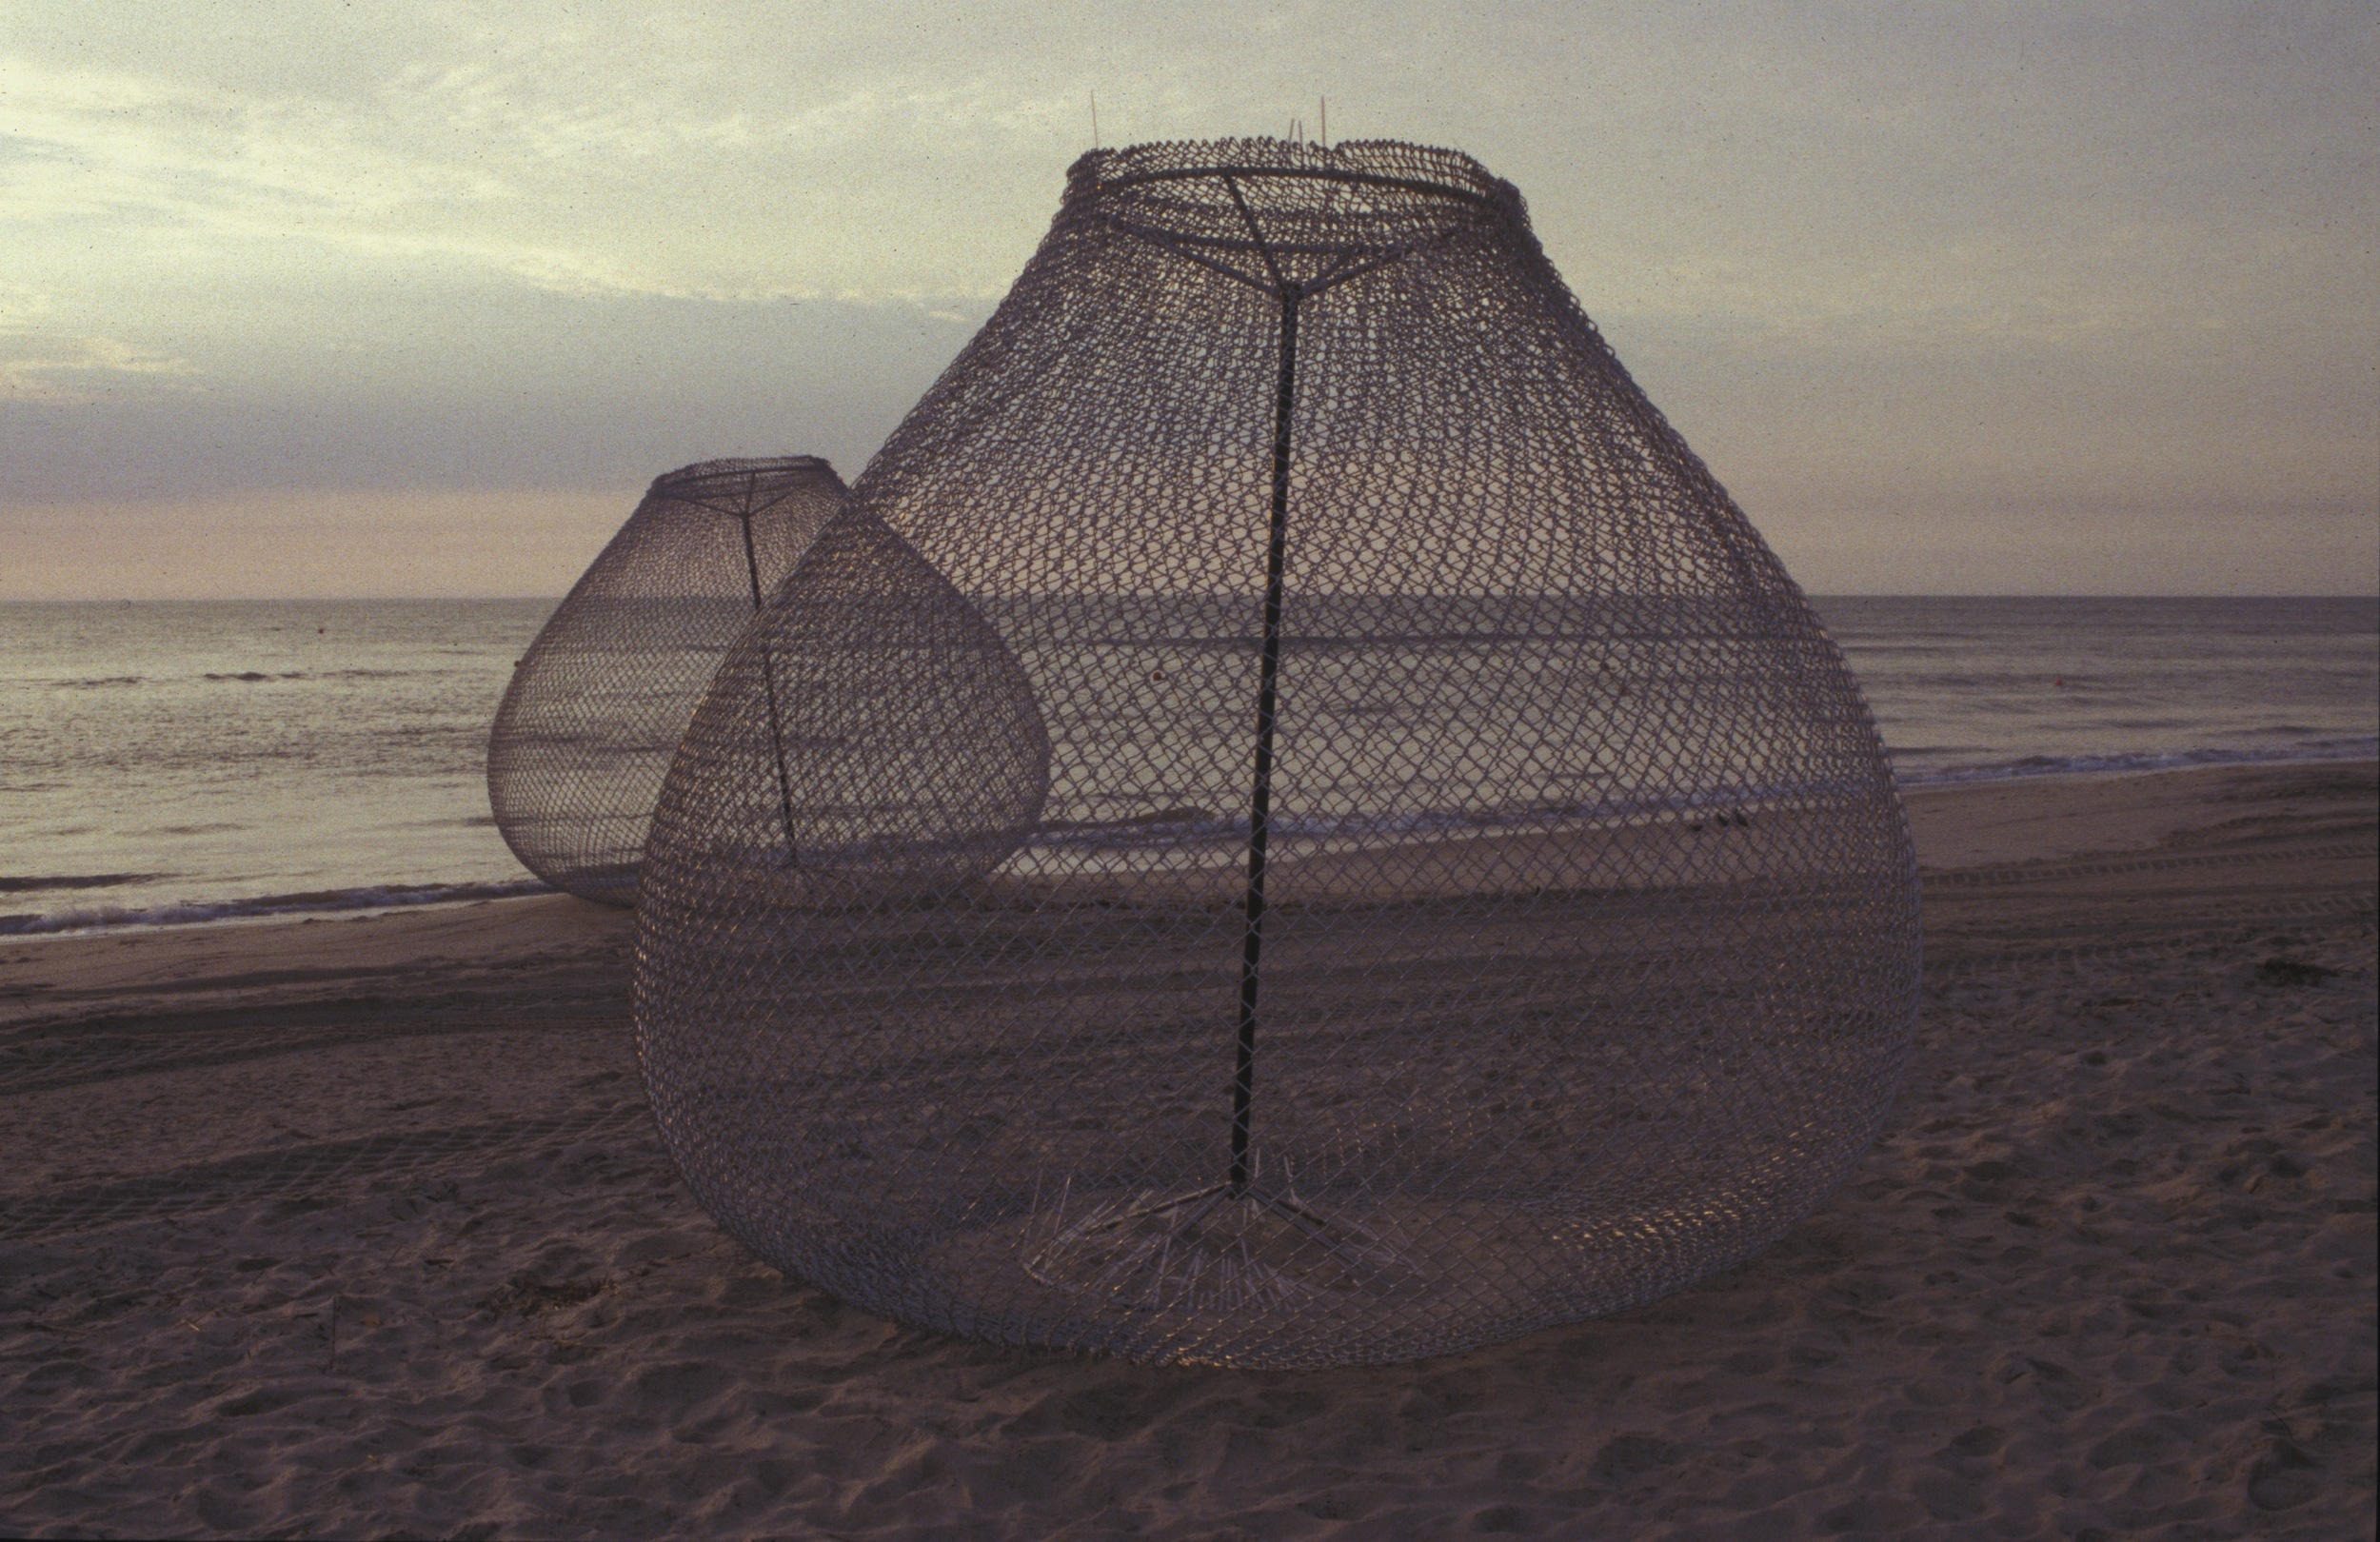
[{"left": 2053, "top": 677, "right": 2065, "bottom": 688}]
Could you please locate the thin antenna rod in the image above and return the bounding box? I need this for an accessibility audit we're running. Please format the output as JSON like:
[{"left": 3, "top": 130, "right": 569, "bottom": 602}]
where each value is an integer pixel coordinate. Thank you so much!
[
  {"left": 1231, "top": 283, "right": 1299, "bottom": 1196},
  {"left": 1218, "top": 181, "right": 1299, "bottom": 1198},
  {"left": 1090, "top": 90, "right": 1100, "bottom": 148},
  {"left": 735, "top": 486, "right": 801, "bottom": 868},
  {"left": 1319, "top": 98, "right": 1326, "bottom": 147}
]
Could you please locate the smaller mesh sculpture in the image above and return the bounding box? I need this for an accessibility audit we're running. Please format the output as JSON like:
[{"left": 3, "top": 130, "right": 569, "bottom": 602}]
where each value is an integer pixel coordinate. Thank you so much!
[
  {"left": 636, "top": 140, "right": 1923, "bottom": 1368},
  {"left": 488, "top": 457, "right": 846, "bottom": 904}
]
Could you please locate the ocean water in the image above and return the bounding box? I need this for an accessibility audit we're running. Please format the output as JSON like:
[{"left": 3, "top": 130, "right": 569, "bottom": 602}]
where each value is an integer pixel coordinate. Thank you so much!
[
  {"left": 0, "top": 601, "right": 552, "bottom": 935},
  {"left": 1, "top": 596, "right": 2371, "bottom": 934},
  {"left": 1818, "top": 597, "right": 2377, "bottom": 783}
]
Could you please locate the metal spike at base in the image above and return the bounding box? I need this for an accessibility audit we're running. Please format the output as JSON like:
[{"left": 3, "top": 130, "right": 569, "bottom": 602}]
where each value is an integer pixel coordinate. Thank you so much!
[{"left": 1026, "top": 1170, "right": 1424, "bottom": 1315}]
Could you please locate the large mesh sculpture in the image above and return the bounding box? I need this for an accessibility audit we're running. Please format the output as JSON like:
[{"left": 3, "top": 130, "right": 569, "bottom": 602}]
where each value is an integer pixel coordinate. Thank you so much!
[
  {"left": 487, "top": 457, "right": 846, "bottom": 905},
  {"left": 636, "top": 140, "right": 1922, "bottom": 1368}
]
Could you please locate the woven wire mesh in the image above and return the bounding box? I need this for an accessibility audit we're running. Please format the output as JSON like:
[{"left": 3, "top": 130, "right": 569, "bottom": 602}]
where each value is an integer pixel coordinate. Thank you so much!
[
  {"left": 634, "top": 140, "right": 1923, "bottom": 1368},
  {"left": 487, "top": 457, "right": 847, "bottom": 905}
]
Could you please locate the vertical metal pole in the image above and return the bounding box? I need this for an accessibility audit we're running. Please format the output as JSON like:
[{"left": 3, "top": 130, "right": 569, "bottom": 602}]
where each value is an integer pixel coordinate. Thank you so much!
[
  {"left": 738, "top": 505, "right": 803, "bottom": 867},
  {"left": 1231, "top": 284, "right": 1300, "bottom": 1195}
]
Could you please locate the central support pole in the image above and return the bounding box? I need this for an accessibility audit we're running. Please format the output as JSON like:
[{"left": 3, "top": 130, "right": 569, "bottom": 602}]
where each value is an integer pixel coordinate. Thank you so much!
[
  {"left": 736, "top": 493, "right": 803, "bottom": 868},
  {"left": 1231, "top": 283, "right": 1301, "bottom": 1196}
]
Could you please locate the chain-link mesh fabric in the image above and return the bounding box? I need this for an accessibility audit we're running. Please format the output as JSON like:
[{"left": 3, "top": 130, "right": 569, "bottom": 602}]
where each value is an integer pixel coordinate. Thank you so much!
[
  {"left": 635, "top": 140, "right": 1923, "bottom": 1368},
  {"left": 487, "top": 457, "right": 847, "bottom": 905}
]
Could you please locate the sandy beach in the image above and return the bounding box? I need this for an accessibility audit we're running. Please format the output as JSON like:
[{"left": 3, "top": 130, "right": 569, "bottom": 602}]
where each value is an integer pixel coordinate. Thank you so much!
[{"left": 1, "top": 760, "right": 2370, "bottom": 1538}]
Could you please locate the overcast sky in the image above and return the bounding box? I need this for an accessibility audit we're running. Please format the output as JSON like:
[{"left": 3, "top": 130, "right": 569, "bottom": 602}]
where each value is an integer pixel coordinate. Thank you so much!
[{"left": 3, "top": 0, "right": 2372, "bottom": 597}]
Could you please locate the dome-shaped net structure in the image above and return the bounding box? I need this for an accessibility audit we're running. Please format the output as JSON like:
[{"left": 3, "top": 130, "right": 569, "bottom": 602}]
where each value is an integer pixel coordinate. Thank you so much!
[
  {"left": 488, "top": 457, "right": 847, "bottom": 905},
  {"left": 635, "top": 140, "right": 1922, "bottom": 1368}
]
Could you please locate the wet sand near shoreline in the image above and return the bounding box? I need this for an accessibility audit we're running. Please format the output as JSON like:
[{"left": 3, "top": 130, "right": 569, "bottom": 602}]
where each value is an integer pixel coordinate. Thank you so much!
[{"left": 1, "top": 761, "right": 2371, "bottom": 1538}]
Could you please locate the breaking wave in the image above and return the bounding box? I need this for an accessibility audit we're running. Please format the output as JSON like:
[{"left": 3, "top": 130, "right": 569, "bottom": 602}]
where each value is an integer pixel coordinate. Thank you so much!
[{"left": 0, "top": 879, "right": 553, "bottom": 937}]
